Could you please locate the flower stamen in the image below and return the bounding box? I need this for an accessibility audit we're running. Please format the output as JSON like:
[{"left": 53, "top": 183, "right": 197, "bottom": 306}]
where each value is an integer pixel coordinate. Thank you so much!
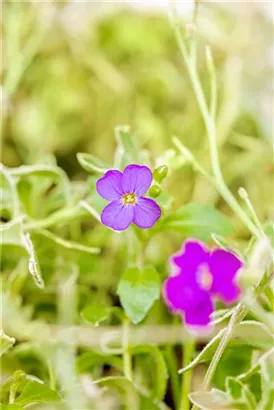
[
  {"left": 197, "top": 265, "right": 213, "bottom": 291},
  {"left": 123, "top": 193, "right": 137, "bottom": 205}
]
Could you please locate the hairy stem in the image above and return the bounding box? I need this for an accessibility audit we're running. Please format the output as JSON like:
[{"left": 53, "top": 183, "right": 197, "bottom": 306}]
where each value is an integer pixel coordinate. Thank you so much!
[{"left": 169, "top": 1, "right": 259, "bottom": 238}]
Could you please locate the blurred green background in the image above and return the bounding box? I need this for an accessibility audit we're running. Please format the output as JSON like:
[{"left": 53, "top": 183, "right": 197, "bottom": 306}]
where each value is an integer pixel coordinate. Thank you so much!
[{"left": 2, "top": 1, "right": 273, "bottom": 220}]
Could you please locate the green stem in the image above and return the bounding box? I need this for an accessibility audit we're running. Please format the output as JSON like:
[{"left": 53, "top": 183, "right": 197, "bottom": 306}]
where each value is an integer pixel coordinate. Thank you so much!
[
  {"left": 24, "top": 204, "right": 87, "bottom": 231},
  {"left": 122, "top": 317, "right": 133, "bottom": 381},
  {"left": 196, "top": 270, "right": 273, "bottom": 405},
  {"left": 9, "top": 383, "right": 16, "bottom": 404},
  {"left": 165, "top": 346, "right": 180, "bottom": 410},
  {"left": 238, "top": 188, "right": 266, "bottom": 237},
  {"left": 202, "top": 304, "right": 246, "bottom": 391},
  {"left": 169, "top": 2, "right": 259, "bottom": 239},
  {"left": 179, "top": 340, "right": 195, "bottom": 410}
]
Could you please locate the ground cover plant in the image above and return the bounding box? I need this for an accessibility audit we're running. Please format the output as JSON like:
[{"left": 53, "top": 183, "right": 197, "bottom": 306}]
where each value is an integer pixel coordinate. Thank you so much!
[{"left": 1, "top": 1, "right": 274, "bottom": 410}]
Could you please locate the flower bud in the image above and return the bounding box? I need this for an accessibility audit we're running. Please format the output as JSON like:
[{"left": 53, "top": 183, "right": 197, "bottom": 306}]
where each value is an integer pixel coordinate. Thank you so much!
[
  {"left": 14, "top": 370, "right": 26, "bottom": 383},
  {"left": 153, "top": 165, "right": 168, "bottom": 184},
  {"left": 149, "top": 185, "right": 162, "bottom": 198}
]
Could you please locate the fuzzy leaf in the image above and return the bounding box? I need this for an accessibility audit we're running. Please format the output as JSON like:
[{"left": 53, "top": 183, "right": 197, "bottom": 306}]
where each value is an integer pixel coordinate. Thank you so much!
[
  {"left": 115, "top": 125, "right": 140, "bottom": 164},
  {"left": 15, "top": 380, "right": 60, "bottom": 406},
  {"left": 130, "top": 345, "right": 168, "bottom": 401},
  {"left": 117, "top": 266, "right": 160, "bottom": 324},
  {"left": 179, "top": 321, "right": 273, "bottom": 374},
  {"left": 161, "top": 203, "right": 234, "bottom": 240},
  {"left": 93, "top": 376, "right": 139, "bottom": 409},
  {"left": 0, "top": 331, "right": 15, "bottom": 356},
  {"left": 76, "top": 351, "right": 123, "bottom": 372},
  {"left": 189, "top": 390, "right": 230, "bottom": 410},
  {"left": 77, "top": 153, "right": 110, "bottom": 173},
  {"left": 93, "top": 376, "right": 163, "bottom": 410},
  {"left": 0, "top": 220, "right": 25, "bottom": 248}
]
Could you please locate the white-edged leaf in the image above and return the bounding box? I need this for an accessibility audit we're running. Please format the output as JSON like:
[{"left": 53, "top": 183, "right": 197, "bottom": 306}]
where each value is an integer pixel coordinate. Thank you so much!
[
  {"left": 189, "top": 390, "right": 230, "bottom": 410},
  {"left": 0, "top": 330, "right": 15, "bottom": 356},
  {"left": 77, "top": 153, "right": 110, "bottom": 173},
  {"left": 15, "top": 380, "right": 60, "bottom": 406},
  {"left": 115, "top": 125, "right": 140, "bottom": 163},
  {"left": 130, "top": 345, "right": 168, "bottom": 401},
  {"left": 0, "top": 219, "right": 25, "bottom": 248},
  {"left": 161, "top": 203, "right": 234, "bottom": 240},
  {"left": 179, "top": 321, "right": 273, "bottom": 374},
  {"left": 0, "top": 164, "right": 20, "bottom": 219}
]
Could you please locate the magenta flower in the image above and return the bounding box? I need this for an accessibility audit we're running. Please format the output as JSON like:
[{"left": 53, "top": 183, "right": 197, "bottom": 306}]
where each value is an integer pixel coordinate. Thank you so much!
[
  {"left": 163, "top": 239, "right": 243, "bottom": 330},
  {"left": 96, "top": 164, "right": 161, "bottom": 231}
]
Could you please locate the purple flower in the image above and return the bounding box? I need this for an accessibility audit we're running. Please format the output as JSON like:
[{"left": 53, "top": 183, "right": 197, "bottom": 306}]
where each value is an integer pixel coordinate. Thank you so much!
[
  {"left": 96, "top": 164, "right": 161, "bottom": 231},
  {"left": 163, "top": 239, "right": 243, "bottom": 331}
]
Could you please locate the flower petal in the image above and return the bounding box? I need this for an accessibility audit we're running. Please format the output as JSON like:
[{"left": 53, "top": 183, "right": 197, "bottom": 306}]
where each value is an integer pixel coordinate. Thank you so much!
[
  {"left": 163, "top": 273, "right": 201, "bottom": 313},
  {"left": 209, "top": 249, "right": 243, "bottom": 304},
  {"left": 101, "top": 200, "right": 134, "bottom": 231},
  {"left": 171, "top": 239, "right": 209, "bottom": 280},
  {"left": 184, "top": 292, "right": 214, "bottom": 328},
  {"left": 133, "top": 197, "right": 161, "bottom": 229},
  {"left": 96, "top": 170, "right": 123, "bottom": 201},
  {"left": 122, "top": 165, "right": 152, "bottom": 196}
]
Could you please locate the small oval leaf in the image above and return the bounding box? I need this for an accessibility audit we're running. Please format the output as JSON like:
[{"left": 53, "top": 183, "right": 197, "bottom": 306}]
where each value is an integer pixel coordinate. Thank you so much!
[
  {"left": 161, "top": 203, "right": 234, "bottom": 240},
  {"left": 117, "top": 267, "right": 161, "bottom": 324},
  {"left": 81, "top": 302, "right": 111, "bottom": 326}
]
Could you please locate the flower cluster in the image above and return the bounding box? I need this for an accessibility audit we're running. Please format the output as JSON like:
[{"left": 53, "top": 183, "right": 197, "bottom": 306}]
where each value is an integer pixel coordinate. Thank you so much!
[
  {"left": 96, "top": 164, "right": 161, "bottom": 231},
  {"left": 97, "top": 166, "right": 243, "bottom": 332},
  {"left": 163, "top": 239, "right": 243, "bottom": 330}
]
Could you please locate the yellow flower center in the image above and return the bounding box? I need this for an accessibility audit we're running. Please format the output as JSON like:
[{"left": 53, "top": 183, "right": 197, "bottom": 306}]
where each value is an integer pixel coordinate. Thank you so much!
[
  {"left": 197, "top": 265, "right": 213, "bottom": 291},
  {"left": 123, "top": 193, "right": 137, "bottom": 205}
]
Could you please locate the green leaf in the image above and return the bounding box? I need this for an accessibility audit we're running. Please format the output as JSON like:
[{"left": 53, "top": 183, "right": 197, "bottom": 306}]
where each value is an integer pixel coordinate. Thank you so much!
[
  {"left": 189, "top": 390, "right": 230, "bottom": 410},
  {"left": 93, "top": 376, "right": 139, "bottom": 409},
  {"left": 81, "top": 302, "right": 111, "bottom": 325},
  {"left": 115, "top": 125, "right": 140, "bottom": 163},
  {"left": 161, "top": 203, "right": 234, "bottom": 240},
  {"left": 0, "top": 405, "right": 23, "bottom": 410},
  {"left": 130, "top": 345, "right": 168, "bottom": 401},
  {"left": 9, "top": 164, "right": 71, "bottom": 204},
  {"left": 77, "top": 153, "right": 110, "bottom": 173},
  {"left": 0, "top": 219, "right": 25, "bottom": 248},
  {"left": 179, "top": 321, "right": 273, "bottom": 374},
  {"left": 259, "top": 387, "right": 274, "bottom": 410},
  {"left": 238, "top": 348, "right": 274, "bottom": 382},
  {"left": 93, "top": 376, "right": 163, "bottom": 410},
  {"left": 0, "top": 331, "right": 15, "bottom": 356},
  {"left": 0, "top": 165, "right": 20, "bottom": 219},
  {"left": 260, "top": 347, "right": 274, "bottom": 387},
  {"left": 241, "top": 385, "right": 257, "bottom": 410},
  {"left": 15, "top": 380, "right": 60, "bottom": 406},
  {"left": 226, "top": 377, "right": 244, "bottom": 400},
  {"left": 117, "top": 266, "right": 161, "bottom": 324},
  {"left": 76, "top": 351, "right": 123, "bottom": 373},
  {"left": 264, "top": 222, "right": 274, "bottom": 247}
]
